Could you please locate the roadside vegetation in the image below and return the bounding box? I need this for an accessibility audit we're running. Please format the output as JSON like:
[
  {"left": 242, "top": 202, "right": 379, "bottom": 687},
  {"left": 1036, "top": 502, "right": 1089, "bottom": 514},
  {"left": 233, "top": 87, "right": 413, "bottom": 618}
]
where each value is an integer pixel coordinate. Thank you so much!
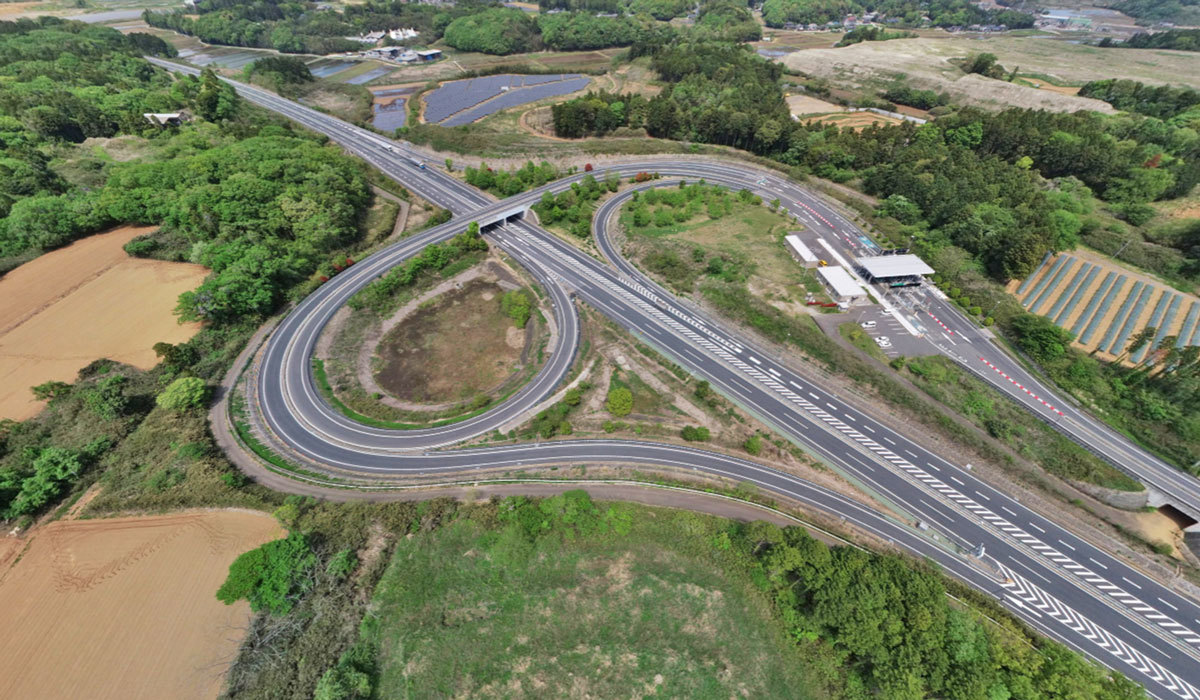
[
  {"left": 549, "top": 32, "right": 1200, "bottom": 475},
  {"left": 898, "top": 356, "right": 1143, "bottom": 491},
  {"left": 216, "top": 491, "right": 1145, "bottom": 699},
  {"left": 0, "top": 19, "right": 405, "bottom": 523},
  {"left": 617, "top": 184, "right": 1141, "bottom": 491}
]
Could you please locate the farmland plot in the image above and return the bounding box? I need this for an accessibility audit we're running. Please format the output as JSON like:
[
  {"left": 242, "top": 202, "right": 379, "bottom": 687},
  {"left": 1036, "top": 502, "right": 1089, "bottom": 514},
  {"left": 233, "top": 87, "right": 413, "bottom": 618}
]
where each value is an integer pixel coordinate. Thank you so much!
[
  {"left": 0, "top": 511, "right": 282, "bottom": 700},
  {"left": 0, "top": 226, "right": 207, "bottom": 420}
]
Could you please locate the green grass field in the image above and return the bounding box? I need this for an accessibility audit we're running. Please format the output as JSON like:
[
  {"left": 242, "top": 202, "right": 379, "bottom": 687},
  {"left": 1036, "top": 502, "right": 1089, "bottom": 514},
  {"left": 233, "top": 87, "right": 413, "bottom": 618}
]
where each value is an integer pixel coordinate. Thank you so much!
[{"left": 366, "top": 507, "right": 821, "bottom": 699}]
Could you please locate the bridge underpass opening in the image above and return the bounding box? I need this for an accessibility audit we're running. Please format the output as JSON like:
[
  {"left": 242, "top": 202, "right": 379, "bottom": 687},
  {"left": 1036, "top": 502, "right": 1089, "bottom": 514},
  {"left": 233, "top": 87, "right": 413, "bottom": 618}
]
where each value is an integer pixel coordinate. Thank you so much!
[
  {"left": 478, "top": 208, "right": 526, "bottom": 231},
  {"left": 1160, "top": 503, "right": 1199, "bottom": 530}
]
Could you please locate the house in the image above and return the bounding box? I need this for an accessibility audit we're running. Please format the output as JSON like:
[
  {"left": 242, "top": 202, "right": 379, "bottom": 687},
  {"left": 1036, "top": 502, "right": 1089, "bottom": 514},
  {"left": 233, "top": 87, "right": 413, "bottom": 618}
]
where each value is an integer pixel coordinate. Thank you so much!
[
  {"left": 388, "top": 27, "right": 419, "bottom": 40},
  {"left": 415, "top": 49, "right": 442, "bottom": 62},
  {"left": 143, "top": 111, "right": 189, "bottom": 127}
]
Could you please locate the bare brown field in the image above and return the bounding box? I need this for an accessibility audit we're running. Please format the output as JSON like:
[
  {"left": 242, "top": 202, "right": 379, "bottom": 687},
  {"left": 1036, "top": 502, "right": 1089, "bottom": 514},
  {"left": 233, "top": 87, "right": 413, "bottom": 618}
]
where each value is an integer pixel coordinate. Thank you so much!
[
  {"left": 0, "top": 226, "right": 207, "bottom": 420},
  {"left": 374, "top": 279, "right": 528, "bottom": 403},
  {"left": 787, "top": 94, "right": 844, "bottom": 117},
  {"left": 0, "top": 511, "right": 282, "bottom": 700},
  {"left": 806, "top": 111, "right": 905, "bottom": 129},
  {"left": 0, "top": 1, "right": 44, "bottom": 17},
  {"left": 778, "top": 36, "right": 1200, "bottom": 111}
]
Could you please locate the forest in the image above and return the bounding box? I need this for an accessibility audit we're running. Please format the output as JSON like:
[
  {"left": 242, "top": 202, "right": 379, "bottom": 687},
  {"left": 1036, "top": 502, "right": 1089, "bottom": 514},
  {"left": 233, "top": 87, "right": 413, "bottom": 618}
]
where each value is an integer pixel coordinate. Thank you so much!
[
  {"left": 1098, "top": 28, "right": 1200, "bottom": 51},
  {"left": 143, "top": 0, "right": 454, "bottom": 54},
  {"left": 760, "top": 0, "right": 1033, "bottom": 28},
  {"left": 441, "top": 2, "right": 743, "bottom": 54},
  {"left": 1079, "top": 78, "right": 1200, "bottom": 121},
  {"left": 144, "top": 0, "right": 688, "bottom": 56},
  {"left": 1109, "top": 1, "right": 1200, "bottom": 27}
]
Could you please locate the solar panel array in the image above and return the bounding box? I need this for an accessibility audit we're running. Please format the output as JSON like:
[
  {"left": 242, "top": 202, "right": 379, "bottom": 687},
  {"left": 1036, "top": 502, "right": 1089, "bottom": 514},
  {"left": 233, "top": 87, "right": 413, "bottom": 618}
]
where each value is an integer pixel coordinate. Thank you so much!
[
  {"left": 441, "top": 77, "right": 591, "bottom": 126},
  {"left": 1016, "top": 254, "right": 1200, "bottom": 363},
  {"left": 423, "top": 74, "right": 585, "bottom": 125}
]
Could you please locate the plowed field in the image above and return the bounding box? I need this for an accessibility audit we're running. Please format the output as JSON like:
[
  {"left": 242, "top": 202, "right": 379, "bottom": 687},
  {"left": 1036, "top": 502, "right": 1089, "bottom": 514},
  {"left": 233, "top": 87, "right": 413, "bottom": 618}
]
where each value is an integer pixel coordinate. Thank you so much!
[
  {"left": 0, "top": 511, "right": 282, "bottom": 700},
  {"left": 0, "top": 226, "right": 207, "bottom": 420}
]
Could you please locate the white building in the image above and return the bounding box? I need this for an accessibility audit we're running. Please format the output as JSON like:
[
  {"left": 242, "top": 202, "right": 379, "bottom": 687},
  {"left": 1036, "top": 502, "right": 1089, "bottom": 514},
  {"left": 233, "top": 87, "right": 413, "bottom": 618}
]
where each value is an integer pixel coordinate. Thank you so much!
[
  {"left": 784, "top": 234, "right": 819, "bottom": 267},
  {"left": 389, "top": 27, "right": 419, "bottom": 40},
  {"left": 816, "top": 266, "right": 868, "bottom": 304}
]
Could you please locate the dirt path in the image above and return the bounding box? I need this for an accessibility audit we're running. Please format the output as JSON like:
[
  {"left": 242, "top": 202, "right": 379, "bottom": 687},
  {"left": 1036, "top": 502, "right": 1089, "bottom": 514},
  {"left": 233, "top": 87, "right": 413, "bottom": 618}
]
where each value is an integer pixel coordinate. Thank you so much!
[{"left": 370, "top": 185, "right": 411, "bottom": 242}]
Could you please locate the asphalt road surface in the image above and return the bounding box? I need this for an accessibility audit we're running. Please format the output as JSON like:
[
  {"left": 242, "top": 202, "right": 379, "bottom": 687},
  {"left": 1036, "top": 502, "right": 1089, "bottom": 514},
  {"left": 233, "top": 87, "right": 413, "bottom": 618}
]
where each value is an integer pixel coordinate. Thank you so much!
[{"left": 148, "top": 57, "right": 1200, "bottom": 699}]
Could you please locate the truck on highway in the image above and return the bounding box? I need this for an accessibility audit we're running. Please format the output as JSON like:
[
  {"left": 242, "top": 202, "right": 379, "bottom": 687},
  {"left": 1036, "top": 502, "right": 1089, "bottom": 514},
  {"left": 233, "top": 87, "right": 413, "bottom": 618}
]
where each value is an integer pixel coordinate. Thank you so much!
[{"left": 411, "top": 158, "right": 426, "bottom": 170}]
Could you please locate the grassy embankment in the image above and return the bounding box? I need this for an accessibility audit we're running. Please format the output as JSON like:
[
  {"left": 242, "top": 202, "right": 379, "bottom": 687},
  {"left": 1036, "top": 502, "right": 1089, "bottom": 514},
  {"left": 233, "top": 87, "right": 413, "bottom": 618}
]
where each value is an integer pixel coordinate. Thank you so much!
[{"left": 247, "top": 491, "right": 1146, "bottom": 700}]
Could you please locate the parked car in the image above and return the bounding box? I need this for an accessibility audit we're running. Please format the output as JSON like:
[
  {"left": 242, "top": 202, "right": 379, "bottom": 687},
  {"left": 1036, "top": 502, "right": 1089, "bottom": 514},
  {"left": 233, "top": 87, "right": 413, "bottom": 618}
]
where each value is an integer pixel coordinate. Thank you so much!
[{"left": 861, "top": 320, "right": 877, "bottom": 329}]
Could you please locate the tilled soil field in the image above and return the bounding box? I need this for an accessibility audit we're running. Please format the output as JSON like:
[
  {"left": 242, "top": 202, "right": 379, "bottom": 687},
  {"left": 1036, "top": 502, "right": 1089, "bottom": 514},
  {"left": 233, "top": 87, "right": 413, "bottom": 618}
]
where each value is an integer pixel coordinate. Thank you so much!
[
  {"left": 0, "top": 226, "right": 206, "bottom": 420},
  {"left": 0, "top": 511, "right": 282, "bottom": 700}
]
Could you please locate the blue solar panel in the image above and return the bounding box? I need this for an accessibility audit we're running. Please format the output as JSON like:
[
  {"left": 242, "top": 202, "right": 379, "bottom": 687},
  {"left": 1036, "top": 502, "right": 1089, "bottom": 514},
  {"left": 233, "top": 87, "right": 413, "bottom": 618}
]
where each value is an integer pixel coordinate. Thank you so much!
[
  {"left": 423, "top": 74, "right": 583, "bottom": 124},
  {"left": 441, "top": 77, "right": 591, "bottom": 126}
]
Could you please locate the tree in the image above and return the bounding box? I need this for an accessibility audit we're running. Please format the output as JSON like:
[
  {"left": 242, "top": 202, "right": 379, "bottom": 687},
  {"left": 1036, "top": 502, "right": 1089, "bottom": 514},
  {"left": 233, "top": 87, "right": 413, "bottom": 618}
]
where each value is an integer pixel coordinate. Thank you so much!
[
  {"left": 85, "top": 374, "right": 128, "bottom": 419},
  {"left": 216, "top": 532, "right": 316, "bottom": 615},
  {"left": 681, "top": 425, "right": 711, "bottom": 441},
  {"left": 501, "top": 289, "right": 533, "bottom": 327},
  {"left": 5, "top": 447, "right": 82, "bottom": 518},
  {"left": 1010, "top": 313, "right": 1073, "bottom": 363},
  {"left": 606, "top": 386, "right": 633, "bottom": 417},
  {"left": 156, "top": 376, "right": 210, "bottom": 412},
  {"left": 193, "top": 68, "right": 239, "bottom": 121},
  {"left": 744, "top": 434, "right": 763, "bottom": 455}
]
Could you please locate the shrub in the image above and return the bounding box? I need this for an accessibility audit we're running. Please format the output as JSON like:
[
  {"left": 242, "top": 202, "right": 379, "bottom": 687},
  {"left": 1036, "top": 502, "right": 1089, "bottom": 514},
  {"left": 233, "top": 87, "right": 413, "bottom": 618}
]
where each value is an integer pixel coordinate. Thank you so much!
[
  {"left": 743, "top": 434, "right": 763, "bottom": 455},
  {"left": 501, "top": 289, "right": 533, "bottom": 327},
  {"left": 681, "top": 425, "right": 711, "bottom": 442},
  {"left": 156, "top": 376, "right": 210, "bottom": 412},
  {"left": 606, "top": 386, "right": 633, "bottom": 417}
]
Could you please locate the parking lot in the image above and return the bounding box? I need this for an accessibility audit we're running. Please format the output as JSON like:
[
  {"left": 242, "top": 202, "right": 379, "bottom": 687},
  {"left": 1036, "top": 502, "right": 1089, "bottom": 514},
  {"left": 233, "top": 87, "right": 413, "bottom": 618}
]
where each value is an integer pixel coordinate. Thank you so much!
[{"left": 852, "top": 309, "right": 937, "bottom": 358}]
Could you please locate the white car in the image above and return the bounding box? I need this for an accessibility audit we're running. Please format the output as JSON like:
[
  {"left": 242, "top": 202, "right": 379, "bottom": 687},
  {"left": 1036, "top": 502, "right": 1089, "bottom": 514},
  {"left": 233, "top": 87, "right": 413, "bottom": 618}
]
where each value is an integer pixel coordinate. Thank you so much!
[{"left": 861, "top": 321, "right": 877, "bottom": 329}]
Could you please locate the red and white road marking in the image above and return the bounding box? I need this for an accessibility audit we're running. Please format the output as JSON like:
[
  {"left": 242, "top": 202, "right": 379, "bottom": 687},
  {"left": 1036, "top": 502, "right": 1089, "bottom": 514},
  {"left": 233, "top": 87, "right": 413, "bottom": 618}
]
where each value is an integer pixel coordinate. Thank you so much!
[
  {"left": 927, "top": 311, "right": 955, "bottom": 336},
  {"left": 980, "top": 357, "right": 1064, "bottom": 416},
  {"left": 796, "top": 201, "right": 835, "bottom": 230}
]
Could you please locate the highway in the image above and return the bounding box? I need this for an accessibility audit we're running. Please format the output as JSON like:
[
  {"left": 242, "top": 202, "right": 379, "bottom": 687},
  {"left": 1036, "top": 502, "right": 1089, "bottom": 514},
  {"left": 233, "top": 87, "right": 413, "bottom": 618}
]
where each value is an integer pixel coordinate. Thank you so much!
[{"left": 149, "top": 57, "right": 1200, "bottom": 698}]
